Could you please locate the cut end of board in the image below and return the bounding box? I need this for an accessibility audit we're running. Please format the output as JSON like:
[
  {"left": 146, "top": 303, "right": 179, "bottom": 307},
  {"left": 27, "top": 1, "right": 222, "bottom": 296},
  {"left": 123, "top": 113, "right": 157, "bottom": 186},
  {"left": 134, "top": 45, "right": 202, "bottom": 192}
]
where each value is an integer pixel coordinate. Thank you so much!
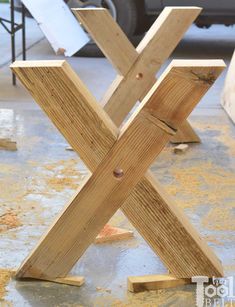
[
  {"left": 95, "top": 225, "right": 134, "bottom": 244},
  {"left": 128, "top": 274, "right": 191, "bottom": 293},
  {"left": 10, "top": 60, "right": 66, "bottom": 69}
]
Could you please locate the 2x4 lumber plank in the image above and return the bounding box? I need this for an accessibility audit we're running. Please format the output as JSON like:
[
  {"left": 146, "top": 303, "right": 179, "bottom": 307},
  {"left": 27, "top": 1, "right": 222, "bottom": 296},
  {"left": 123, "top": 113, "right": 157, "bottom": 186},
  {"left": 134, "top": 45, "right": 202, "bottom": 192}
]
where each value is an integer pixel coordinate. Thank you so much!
[
  {"left": 75, "top": 7, "right": 201, "bottom": 143},
  {"left": 45, "top": 276, "right": 84, "bottom": 287},
  {"left": 102, "top": 7, "right": 201, "bottom": 126},
  {"left": 12, "top": 60, "right": 118, "bottom": 171},
  {"left": 11, "top": 60, "right": 225, "bottom": 279},
  {"left": 128, "top": 275, "right": 190, "bottom": 293},
  {"left": 73, "top": 8, "right": 138, "bottom": 76}
]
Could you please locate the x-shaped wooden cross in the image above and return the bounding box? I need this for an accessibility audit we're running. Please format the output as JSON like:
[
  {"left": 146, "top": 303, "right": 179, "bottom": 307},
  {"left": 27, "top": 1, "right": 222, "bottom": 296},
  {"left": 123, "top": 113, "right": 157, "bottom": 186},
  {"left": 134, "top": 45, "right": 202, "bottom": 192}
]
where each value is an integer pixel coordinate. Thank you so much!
[
  {"left": 74, "top": 7, "right": 202, "bottom": 143},
  {"left": 11, "top": 8, "right": 225, "bottom": 284}
]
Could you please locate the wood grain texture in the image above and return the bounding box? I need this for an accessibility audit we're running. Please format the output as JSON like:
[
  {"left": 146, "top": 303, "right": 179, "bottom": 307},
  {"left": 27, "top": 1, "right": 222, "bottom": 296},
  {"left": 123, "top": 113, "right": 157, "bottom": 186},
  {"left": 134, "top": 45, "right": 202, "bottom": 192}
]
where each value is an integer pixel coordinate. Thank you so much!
[
  {"left": 102, "top": 7, "right": 202, "bottom": 126},
  {"left": 73, "top": 8, "right": 138, "bottom": 76},
  {"left": 74, "top": 7, "right": 201, "bottom": 143},
  {"left": 12, "top": 60, "right": 118, "bottom": 171},
  {"left": 46, "top": 276, "right": 84, "bottom": 287},
  {"left": 11, "top": 59, "right": 225, "bottom": 279},
  {"left": 128, "top": 275, "right": 190, "bottom": 293},
  {"left": 171, "top": 120, "right": 201, "bottom": 143}
]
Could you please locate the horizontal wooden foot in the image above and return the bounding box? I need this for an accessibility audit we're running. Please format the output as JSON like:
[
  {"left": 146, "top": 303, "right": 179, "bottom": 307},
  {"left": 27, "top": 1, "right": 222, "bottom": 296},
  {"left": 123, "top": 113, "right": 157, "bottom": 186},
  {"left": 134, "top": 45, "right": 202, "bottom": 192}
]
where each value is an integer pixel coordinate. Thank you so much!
[
  {"left": 16, "top": 275, "right": 85, "bottom": 287},
  {"left": 47, "top": 276, "right": 85, "bottom": 287},
  {"left": 95, "top": 225, "right": 134, "bottom": 244},
  {"left": 128, "top": 275, "right": 191, "bottom": 293}
]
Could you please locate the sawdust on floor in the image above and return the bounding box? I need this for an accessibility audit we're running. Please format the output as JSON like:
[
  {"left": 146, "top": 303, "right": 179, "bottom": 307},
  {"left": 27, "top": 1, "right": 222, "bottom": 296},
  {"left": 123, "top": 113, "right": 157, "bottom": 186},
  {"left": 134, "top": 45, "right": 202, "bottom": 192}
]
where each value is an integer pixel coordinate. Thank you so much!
[
  {"left": 166, "top": 161, "right": 235, "bottom": 209},
  {"left": 0, "top": 269, "right": 14, "bottom": 300},
  {"left": 149, "top": 120, "right": 235, "bottom": 241},
  {"left": 0, "top": 158, "right": 85, "bottom": 232},
  {"left": 0, "top": 211, "right": 22, "bottom": 233},
  {"left": 202, "top": 207, "right": 235, "bottom": 231}
]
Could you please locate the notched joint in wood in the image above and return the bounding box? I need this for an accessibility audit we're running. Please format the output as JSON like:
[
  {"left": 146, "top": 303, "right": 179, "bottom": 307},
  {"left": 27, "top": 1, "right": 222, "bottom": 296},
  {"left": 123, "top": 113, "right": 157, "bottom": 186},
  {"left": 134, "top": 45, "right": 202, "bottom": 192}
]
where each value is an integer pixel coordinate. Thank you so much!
[{"left": 144, "top": 111, "right": 177, "bottom": 136}]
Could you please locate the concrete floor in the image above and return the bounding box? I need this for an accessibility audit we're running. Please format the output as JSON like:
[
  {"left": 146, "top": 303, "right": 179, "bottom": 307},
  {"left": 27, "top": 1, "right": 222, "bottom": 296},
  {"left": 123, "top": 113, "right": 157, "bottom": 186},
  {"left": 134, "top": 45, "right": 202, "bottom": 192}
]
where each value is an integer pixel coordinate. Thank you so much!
[{"left": 0, "top": 6, "right": 235, "bottom": 307}]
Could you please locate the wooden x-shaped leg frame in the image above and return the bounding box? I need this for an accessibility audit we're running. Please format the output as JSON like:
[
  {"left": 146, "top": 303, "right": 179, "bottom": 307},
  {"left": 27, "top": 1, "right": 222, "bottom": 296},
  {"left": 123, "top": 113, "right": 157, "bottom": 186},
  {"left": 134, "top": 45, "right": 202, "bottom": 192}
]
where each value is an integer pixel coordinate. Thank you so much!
[
  {"left": 74, "top": 7, "right": 202, "bottom": 143},
  {"left": 12, "top": 57, "right": 225, "bottom": 285}
]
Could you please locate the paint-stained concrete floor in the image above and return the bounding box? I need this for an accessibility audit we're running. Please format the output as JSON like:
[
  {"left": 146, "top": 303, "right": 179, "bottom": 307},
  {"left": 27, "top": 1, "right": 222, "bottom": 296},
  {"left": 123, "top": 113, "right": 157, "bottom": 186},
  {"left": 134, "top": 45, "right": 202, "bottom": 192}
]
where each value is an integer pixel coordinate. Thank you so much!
[{"left": 0, "top": 11, "right": 235, "bottom": 306}]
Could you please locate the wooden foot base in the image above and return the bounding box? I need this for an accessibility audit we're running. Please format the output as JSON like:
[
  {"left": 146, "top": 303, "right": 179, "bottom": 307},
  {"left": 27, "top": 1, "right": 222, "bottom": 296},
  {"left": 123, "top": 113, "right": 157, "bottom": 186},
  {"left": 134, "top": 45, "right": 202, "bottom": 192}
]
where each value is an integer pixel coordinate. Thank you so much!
[
  {"left": 95, "top": 225, "right": 134, "bottom": 244},
  {"left": 128, "top": 275, "right": 191, "bottom": 293},
  {"left": 48, "top": 276, "right": 84, "bottom": 286},
  {"left": 16, "top": 275, "right": 85, "bottom": 287}
]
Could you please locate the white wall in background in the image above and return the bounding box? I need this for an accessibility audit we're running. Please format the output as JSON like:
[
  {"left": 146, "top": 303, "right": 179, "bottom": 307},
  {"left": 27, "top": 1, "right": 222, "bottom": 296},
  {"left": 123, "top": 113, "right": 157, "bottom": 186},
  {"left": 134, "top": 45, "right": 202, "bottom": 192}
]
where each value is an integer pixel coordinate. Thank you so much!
[
  {"left": 222, "top": 51, "right": 235, "bottom": 124},
  {"left": 22, "top": 0, "right": 89, "bottom": 56}
]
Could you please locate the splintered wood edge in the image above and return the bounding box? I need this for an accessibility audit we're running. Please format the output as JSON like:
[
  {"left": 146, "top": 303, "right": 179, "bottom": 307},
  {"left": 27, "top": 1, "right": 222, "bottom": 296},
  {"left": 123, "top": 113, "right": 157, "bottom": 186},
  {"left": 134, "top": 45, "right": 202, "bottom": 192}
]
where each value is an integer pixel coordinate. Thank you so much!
[{"left": 128, "top": 275, "right": 191, "bottom": 293}]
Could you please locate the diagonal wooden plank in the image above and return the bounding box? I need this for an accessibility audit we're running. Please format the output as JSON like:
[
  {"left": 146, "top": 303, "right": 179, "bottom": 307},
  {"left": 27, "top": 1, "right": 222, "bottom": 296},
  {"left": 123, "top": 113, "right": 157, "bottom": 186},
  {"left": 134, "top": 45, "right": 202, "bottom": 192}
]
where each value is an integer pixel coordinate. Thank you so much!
[
  {"left": 74, "top": 7, "right": 201, "bottom": 143},
  {"left": 11, "top": 60, "right": 118, "bottom": 171},
  {"left": 12, "top": 60, "right": 225, "bottom": 279},
  {"left": 73, "top": 8, "right": 138, "bottom": 76},
  {"left": 102, "top": 7, "right": 201, "bottom": 126}
]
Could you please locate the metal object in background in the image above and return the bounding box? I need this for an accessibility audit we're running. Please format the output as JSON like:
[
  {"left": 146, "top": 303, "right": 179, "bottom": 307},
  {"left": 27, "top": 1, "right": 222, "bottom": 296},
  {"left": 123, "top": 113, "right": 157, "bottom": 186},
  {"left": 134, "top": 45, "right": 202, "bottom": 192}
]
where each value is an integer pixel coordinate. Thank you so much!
[{"left": 0, "top": 0, "right": 26, "bottom": 85}]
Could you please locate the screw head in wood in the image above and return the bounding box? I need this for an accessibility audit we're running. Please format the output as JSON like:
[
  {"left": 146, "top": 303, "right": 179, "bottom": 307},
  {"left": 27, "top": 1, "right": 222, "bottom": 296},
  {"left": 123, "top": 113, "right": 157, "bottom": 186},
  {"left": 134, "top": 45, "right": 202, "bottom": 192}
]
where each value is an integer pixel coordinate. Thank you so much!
[
  {"left": 136, "top": 73, "right": 143, "bottom": 80},
  {"left": 113, "top": 168, "right": 124, "bottom": 179}
]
